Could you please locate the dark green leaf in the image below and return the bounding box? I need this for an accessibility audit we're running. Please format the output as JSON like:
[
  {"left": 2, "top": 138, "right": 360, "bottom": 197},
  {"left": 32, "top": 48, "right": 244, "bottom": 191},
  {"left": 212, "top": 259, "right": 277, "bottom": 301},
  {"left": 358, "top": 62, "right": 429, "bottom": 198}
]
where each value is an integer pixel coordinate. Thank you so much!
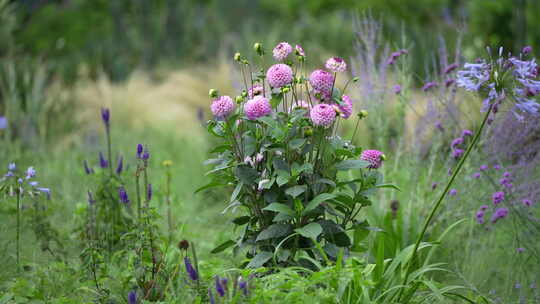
[
  {"left": 285, "top": 185, "right": 307, "bottom": 198},
  {"left": 246, "top": 251, "right": 273, "bottom": 268},
  {"left": 263, "top": 203, "right": 295, "bottom": 216},
  {"left": 235, "top": 165, "right": 258, "bottom": 184},
  {"left": 289, "top": 138, "right": 306, "bottom": 150},
  {"left": 256, "top": 223, "right": 292, "bottom": 241},
  {"left": 335, "top": 159, "right": 370, "bottom": 170},
  {"left": 194, "top": 181, "right": 227, "bottom": 194},
  {"left": 375, "top": 183, "right": 401, "bottom": 191},
  {"left": 303, "top": 193, "right": 336, "bottom": 214},
  {"left": 210, "top": 240, "right": 236, "bottom": 254},
  {"left": 232, "top": 216, "right": 251, "bottom": 225},
  {"left": 295, "top": 223, "right": 323, "bottom": 239}
]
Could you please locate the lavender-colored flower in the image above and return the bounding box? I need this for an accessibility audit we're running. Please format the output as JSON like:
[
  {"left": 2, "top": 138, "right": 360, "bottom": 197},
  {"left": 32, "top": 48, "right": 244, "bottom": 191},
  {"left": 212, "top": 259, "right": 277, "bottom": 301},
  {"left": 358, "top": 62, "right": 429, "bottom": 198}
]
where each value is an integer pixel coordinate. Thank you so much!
[
  {"left": 26, "top": 167, "right": 36, "bottom": 179},
  {"left": 101, "top": 108, "right": 110, "bottom": 128},
  {"left": 517, "top": 247, "right": 525, "bottom": 253},
  {"left": 522, "top": 46, "right": 532, "bottom": 55},
  {"left": 479, "top": 204, "right": 489, "bottom": 211},
  {"left": 499, "top": 177, "right": 511, "bottom": 187},
  {"left": 462, "top": 129, "right": 473, "bottom": 137},
  {"left": 272, "top": 42, "right": 292, "bottom": 61},
  {"left": 494, "top": 164, "right": 501, "bottom": 170},
  {"left": 476, "top": 211, "right": 485, "bottom": 224},
  {"left": 445, "top": 78, "right": 455, "bottom": 87},
  {"left": 444, "top": 63, "right": 459, "bottom": 74},
  {"left": 8, "top": 163, "right": 16, "bottom": 171},
  {"left": 473, "top": 172, "right": 481, "bottom": 179},
  {"left": 87, "top": 191, "right": 95, "bottom": 205},
  {"left": 480, "top": 164, "right": 488, "bottom": 171},
  {"left": 266, "top": 64, "right": 293, "bottom": 88},
  {"left": 146, "top": 183, "right": 152, "bottom": 201},
  {"left": 211, "top": 96, "right": 235, "bottom": 118},
  {"left": 431, "top": 182, "right": 438, "bottom": 190},
  {"left": 435, "top": 121, "right": 444, "bottom": 132},
  {"left": 309, "top": 69, "right": 334, "bottom": 97},
  {"left": 37, "top": 188, "right": 51, "bottom": 199},
  {"left": 451, "top": 137, "right": 463, "bottom": 148},
  {"left": 0, "top": 116, "right": 7, "bottom": 129},
  {"left": 449, "top": 189, "right": 457, "bottom": 196},
  {"left": 386, "top": 49, "right": 408, "bottom": 65},
  {"left": 184, "top": 256, "right": 198, "bottom": 281},
  {"left": 116, "top": 156, "right": 123, "bottom": 174},
  {"left": 325, "top": 57, "right": 347, "bottom": 73},
  {"left": 522, "top": 199, "right": 532, "bottom": 207},
  {"left": 136, "top": 144, "right": 143, "bottom": 159},
  {"left": 502, "top": 171, "right": 511, "bottom": 178},
  {"left": 422, "top": 81, "right": 438, "bottom": 92},
  {"left": 119, "top": 187, "right": 130, "bottom": 204},
  {"left": 492, "top": 191, "right": 505, "bottom": 205},
  {"left": 456, "top": 61, "right": 490, "bottom": 92},
  {"left": 244, "top": 96, "right": 272, "bottom": 120},
  {"left": 29, "top": 181, "right": 39, "bottom": 187},
  {"left": 83, "top": 160, "right": 93, "bottom": 175},
  {"left": 336, "top": 95, "right": 353, "bottom": 119},
  {"left": 215, "top": 276, "right": 225, "bottom": 297},
  {"left": 310, "top": 104, "right": 336, "bottom": 128},
  {"left": 99, "top": 152, "right": 108, "bottom": 168},
  {"left": 452, "top": 148, "right": 464, "bottom": 159},
  {"left": 491, "top": 207, "right": 509, "bottom": 223},
  {"left": 360, "top": 150, "right": 385, "bottom": 169},
  {"left": 128, "top": 290, "right": 137, "bottom": 304},
  {"left": 393, "top": 85, "right": 402, "bottom": 95},
  {"left": 239, "top": 280, "right": 248, "bottom": 296},
  {"left": 142, "top": 150, "right": 150, "bottom": 161}
]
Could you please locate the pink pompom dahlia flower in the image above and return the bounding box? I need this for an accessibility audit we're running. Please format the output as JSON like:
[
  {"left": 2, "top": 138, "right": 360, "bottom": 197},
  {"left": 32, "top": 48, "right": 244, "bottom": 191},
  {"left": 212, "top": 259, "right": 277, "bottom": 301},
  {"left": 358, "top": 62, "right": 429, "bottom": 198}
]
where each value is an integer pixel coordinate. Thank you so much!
[
  {"left": 361, "top": 149, "right": 385, "bottom": 169},
  {"left": 211, "top": 95, "right": 235, "bottom": 118},
  {"left": 310, "top": 69, "right": 334, "bottom": 97},
  {"left": 273, "top": 42, "right": 292, "bottom": 61},
  {"left": 266, "top": 64, "right": 293, "bottom": 88},
  {"left": 336, "top": 95, "right": 353, "bottom": 118},
  {"left": 325, "top": 57, "right": 347, "bottom": 72},
  {"left": 310, "top": 103, "right": 336, "bottom": 128},
  {"left": 244, "top": 96, "right": 272, "bottom": 120}
]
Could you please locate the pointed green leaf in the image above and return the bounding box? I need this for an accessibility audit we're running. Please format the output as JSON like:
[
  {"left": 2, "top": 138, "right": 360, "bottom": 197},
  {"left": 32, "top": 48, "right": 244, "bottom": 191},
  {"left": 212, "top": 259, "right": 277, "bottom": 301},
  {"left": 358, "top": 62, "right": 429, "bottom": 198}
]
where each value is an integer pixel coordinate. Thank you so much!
[
  {"left": 263, "top": 203, "right": 295, "bottom": 216},
  {"left": 295, "top": 223, "right": 323, "bottom": 240},
  {"left": 246, "top": 251, "right": 273, "bottom": 268},
  {"left": 210, "top": 240, "right": 236, "bottom": 254},
  {"left": 256, "top": 223, "right": 292, "bottom": 241},
  {"left": 285, "top": 185, "right": 307, "bottom": 198},
  {"left": 303, "top": 193, "right": 336, "bottom": 214},
  {"left": 335, "top": 159, "right": 370, "bottom": 170}
]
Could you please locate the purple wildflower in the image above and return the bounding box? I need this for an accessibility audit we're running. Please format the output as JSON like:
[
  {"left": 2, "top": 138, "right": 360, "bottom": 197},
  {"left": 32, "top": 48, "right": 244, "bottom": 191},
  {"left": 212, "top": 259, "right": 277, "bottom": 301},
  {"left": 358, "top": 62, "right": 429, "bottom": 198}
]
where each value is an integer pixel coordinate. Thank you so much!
[
  {"left": 26, "top": 167, "right": 36, "bottom": 179},
  {"left": 451, "top": 137, "right": 463, "bottom": 148},
  {"left": 492, "top": 191, "right": 505, "bottom": 205},
  {"left": 431, "top": 182, "right": 438, "bottom": 190},
  {"left": 522, "top": 199, "right": 532, "bottom": 207},
  {"left": 272, "top": 42, "right": 292, "bottom": 61},
  {"left": 142, "top": 150, "right": 150, "bottom": 161},
  {"left": 456, "top": 61, "right": 490, "bottom": 91},
  {"left": 101, "top": 108, "right": 110, "bottom": 129},
  {"left": 473, "top": 172, "right": 481, "bottom": 179},
  {"left": 83, "top": 160, "right": 93, "bottom": 175},
  {"left": 386, "top": 49, "right": 407, "bottom": 65},
  {"left": 462, "top": 129, "right": 473, "bottom": 137},
  {"left": 116, "top": 156, "right": 123, "bottom": 174},
  {"left": 310, "top": 104, "right": 336, "bottom": 128},
  {"left": 184, "top": 256, "right": 198, "bottom": 281},
  {"left": 491, "top": 207, "right": 509, "bottom": 223},
  {"left": 494, "top": 164, "right": 501, "bottom": 170},
  {"left": 99, "top": 152, "right": 108, "bottom": 168},
  {"left": 480, "top": 165, "right": 488, "bottom": 171},
  {"left": 146, "top": 183, "right": 152, "bottom": 201},
  {"left": 8, "top": 163, "right": 15, "bottom": 171},
  {"left": 445, "top": 79, "right": 455, "bottom": 87},
  {"left": 215, "top": 276, "right": 225, "bottom": 297},
  {"left": 479, "top": 205, "right": 489, "bottom": 211},
  {"left": 325, "top": 57, "right": 347, "bottom": 73},
  {"left": 87, "top": 191, "right": 95, "bottom": 205},
  {"left": 435, "top": 121, "right": 444, "bottom": 132},
  {"left": 452, "top": 148, "right": 464, "bottom": 159},
  {"left": 119, "top": 187, "right": 130, "bottom": 204},
  {"left": 37, "top": 188, "right": 51, "bottom": 200},
  {"left": 0, "top": 116, "right": 7, "bottom": 129},
  {"left": 295, "top": 44, "right": 305, "bottom": 57},
  {"left": 393, "top": 85, "right": 402, "bottom": 95},
  {"left": 211, "top": 96, "right": 235, "bottom": 118},
  {"left": 444, "top": 63, "right": 459, "bottom": 74},
  {"left": 517, "top": 247, "right": 525, "bottom": 253},
  {"left": 136, "top": 144, "right": 143, "bottom": 159},
  {"left": 522, "top": 46, "right": 532, "bottom": 55},
  {"left": 128, "top": 291, "right": 137, "bottom": 304},
  {"left": 29, "top": 181, "right": 38, "bottom": 187},
  {"left": 476, "top": 211, "right": 485, "bottom": 224},
  {"left": 449, "top": 189, "right": 457, "bottom": 196},
  {"left": 360, "top": 150, "right": 385, "bottom": 169},
  {"left": 422, "top": 81, "right": 438, "bottom": 92},
  {"left": 239, "top": 279, "right": 248, "bottom": 296},
  {"left": 503, "top": 171, "right": 511, "bottom": 178}
]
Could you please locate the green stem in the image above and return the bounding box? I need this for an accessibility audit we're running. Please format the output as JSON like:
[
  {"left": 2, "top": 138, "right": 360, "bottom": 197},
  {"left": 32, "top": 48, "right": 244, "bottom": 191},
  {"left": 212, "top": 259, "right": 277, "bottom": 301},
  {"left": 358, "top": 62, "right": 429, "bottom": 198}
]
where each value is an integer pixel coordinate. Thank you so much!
[
  {"left": 397, "top": 106, "right": 492, "bottom": 302},
  {"left": 16, "top": 192, "right": 20, "bottom": 271},
  {"left": 106, "top": 127, "right": 113, "bottom": 177}
]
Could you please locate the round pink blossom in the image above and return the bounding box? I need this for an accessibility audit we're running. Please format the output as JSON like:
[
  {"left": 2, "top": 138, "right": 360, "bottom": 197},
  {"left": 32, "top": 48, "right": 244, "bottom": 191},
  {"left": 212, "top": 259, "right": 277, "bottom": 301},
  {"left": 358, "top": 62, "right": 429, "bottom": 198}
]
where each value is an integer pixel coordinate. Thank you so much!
[
  {"left": 310, "top": 103, "right": 336, "bottom": 128},
  {"left": 325, "top": 57, "right": 347, "bottom": 72},
  {"left": 211, "top": 96, "right": 235, "bottom": 118},
  {"left": 336, "top": 95, "right": 353, "bottom": 118},
  {"left": 295, "top": 45, "right": 305, "bottom": 57},
  {"left": 244, "top": 96, "right": 271, "bottom": 120},
  {"left": 361, "top": 150, "right": 385, "bottom": 169},
  {"left": 248, "top": 84, "right": 264, "bottom": 98},
  {"left": 266, "top": 64, "right": 293, "bottom": 88},
  {"left": 310, "top": 69, "right": 334, "bottom": 97},
  {"left": 273, "top": 42, "right": 292, "bottom": 61}
]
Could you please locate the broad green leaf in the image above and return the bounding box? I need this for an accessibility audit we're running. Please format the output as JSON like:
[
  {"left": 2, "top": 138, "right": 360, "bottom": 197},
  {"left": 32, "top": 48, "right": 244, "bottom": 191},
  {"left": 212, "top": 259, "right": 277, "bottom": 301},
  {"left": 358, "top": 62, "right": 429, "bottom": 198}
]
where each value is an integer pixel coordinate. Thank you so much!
[
  {"left": 194, "top": 181, "right": 227, "bottom": 194},
  {"left": 303, "top": 193, "right": 336, "bottom": 214},
  {"left": 295, "top": 223, "right": 322, "bottom": 239},
  {"left": 276, "top": 174, "right": 289, "bottom": 187},
  {"left": 256, "top": 223, "right": 291, "bottom": 241},
  {"left": 258, "top": 116, "right": 277, "bottom": 127},
  {"left": 263, "top": 203, "right": 295, "bottom": 216},
  {"left": 235, "top": 165, "right": 258, "bottom": 184},
  {"left": 285, "top": 185, "right": 307, "bottom": 198},
  {"left": 230, "top": 182, "right": 243, "bottom": 203},
  {"left": 289, "top": 138, "right": 306, "bottom": 150},
  {"left": 273, "top": 212, "right": 293, "bottom": 222},
  {"left": 335, "top": 159, "right": 370, "bottom": 170},
  {"left": 232, "top": 216, "right": 251, "bottom": 225},
  {"left": 246, "top": 251, "right": 273, "bottom": 268},
  {"left": 210, "top": 240, "right": 235, "bottom": 254}
]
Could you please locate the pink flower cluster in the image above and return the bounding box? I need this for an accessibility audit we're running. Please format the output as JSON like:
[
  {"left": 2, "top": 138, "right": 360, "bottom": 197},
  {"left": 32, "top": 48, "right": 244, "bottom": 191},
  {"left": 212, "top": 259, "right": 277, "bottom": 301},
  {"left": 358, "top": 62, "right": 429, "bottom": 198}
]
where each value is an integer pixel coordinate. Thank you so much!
[
  {"left": 244, "top": 96, "right": 271, "bottom": 120},
  {"left": 310, "top": 69, "right": 334, "bottom": 98},
  {"left": 266, "top": 64, "right": 293, "bottom": 88},
  {"left": 325, "top": 57, "right": 347, "bottom": 72},
  {"left": 310, "top": 104, "right": 336, "bottom": 128},
  {"left": 361, "top": 150, "right": 385, "bottom": 169},
  {"left": 273, "top": 42, "right": 292, "bottom": 61},
  {"left": 211, "top": 96, "right": 235, "bottom": 118}
]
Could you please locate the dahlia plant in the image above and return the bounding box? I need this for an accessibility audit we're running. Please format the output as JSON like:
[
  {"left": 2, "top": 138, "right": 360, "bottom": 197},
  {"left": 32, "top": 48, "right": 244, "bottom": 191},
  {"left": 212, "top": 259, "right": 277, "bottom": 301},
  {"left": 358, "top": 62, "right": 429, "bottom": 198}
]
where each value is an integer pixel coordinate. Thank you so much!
[{"left": 201, "top": 42, "right": 394, "bottom": 268}]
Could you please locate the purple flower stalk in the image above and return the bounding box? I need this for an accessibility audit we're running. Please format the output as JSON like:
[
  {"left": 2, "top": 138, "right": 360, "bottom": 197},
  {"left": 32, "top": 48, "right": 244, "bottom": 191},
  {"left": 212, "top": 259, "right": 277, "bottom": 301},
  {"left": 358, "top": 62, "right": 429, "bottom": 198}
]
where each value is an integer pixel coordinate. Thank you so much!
[
  {"left": 393, "top": 85, "right": 402, "bottom": 95},
  {"left": 146, "top": 183, "right": 152, "bottom": 201},
  {"left": 119, "top": 187, "right": 130, "bottom": 204},
  {"left": 101, "top": 108, "right": 110, "bottom": 129},
  {"left": 473, "top": 172, "right": 481, "bottom": 179},
  {"left": 491, "top": 207, "right": 509, "bottom": 223},
  {"left": 476, "top": 211, "right": 485, "bottom": 224},
  {"left": 184, "top": 256, "right": 198, "bottom": 281},
  {"left": 479, "top": 205, "right": 489, "bottom": 211},
  {"left": 522, "top": 199, "right": 532, "bottom": 207},
  {"left": 99, "top": 152, "right": 108, "bottom": 168},
  {"left": 422, "top": 81, "right": 438, "bottom": 92},
  {"left": 522, "top": 46, "right": 532, "bottom": 55},
  {"left": 451, "top": 137, "right": 463, "bottom": 148},
  {"left": 492, "top": 191, "right": 505, "bottom": 205},
  {"left": 444, "top": 63, "right": 459, "bottom": 74},
  {"left": 208, "top": 288, "right": 216, "bottom": 304},
  {"left": 87, "top": 191, "right": 95, "bottom": 205},
  {"left": 116, "top": 156, "right": 123, "bottom": 174},
  {"left": 83, "top": 160, "right": 93, "bottom": 175},
  {"left": 215, "top": 276, "right": 225, "bottom": 297},
  {"left": 136, "top": 144, "right": 143, "bottom": 159},
  {"left": 128, "top": 290, "right": 137, "bottom": 304},
  {"left": 517, "top": 247, "right": 525, "bottom": 253},
  {"left": 452, "top": 148, "right": 464, "bottom": 159},
  {"left": 445, "top": 79, "right": 455, "bottom": 87}
]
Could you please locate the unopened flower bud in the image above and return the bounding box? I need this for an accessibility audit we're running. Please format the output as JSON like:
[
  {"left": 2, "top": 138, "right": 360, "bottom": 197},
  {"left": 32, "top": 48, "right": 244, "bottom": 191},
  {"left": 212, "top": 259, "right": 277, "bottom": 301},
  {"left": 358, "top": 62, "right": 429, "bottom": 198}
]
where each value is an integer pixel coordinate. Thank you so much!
[
  {"left": 352, "top": 76, "right": 360, "bottom": 82},
  {"left": 235, "top": 96, "right": 244, "bottom": 104},
  {"left": 234, "top": 52, "right": 242, "bottom": 62},
  {"left": 358, "top": 110, "right": 368, "bottom": 119},
  {"left": 254, "top": 42, "right": 264, "bottom": 56},
  {"left": 380, "top": 154, "right": 387, "bottom": 161},
  {"left": 209, "top": 89, "right": 219, "bottom": 98},
  {"left": 304, "top": 127, "right": 313, "bottom": 136},
  {"left": 281, "top": 87, "right": 291, "bottom": 94},
  {"left": 162, "top": 160, "right": 173, "bottom": 167},
  {"left": 241, "top": 90, "right": 248, "bottom": 97}
]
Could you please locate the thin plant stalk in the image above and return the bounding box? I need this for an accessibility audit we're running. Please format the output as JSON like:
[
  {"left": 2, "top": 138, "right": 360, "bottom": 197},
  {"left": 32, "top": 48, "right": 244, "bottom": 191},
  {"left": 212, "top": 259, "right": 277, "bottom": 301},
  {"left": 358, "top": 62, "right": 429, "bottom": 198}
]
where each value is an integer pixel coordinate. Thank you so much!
[
  {"left": 16, "top": 191, "right": 21, "bottom": 271},
  {"left": 106, "top": 127, "right": 113, "bottom": 177},
  {"left": 397, "top": 105, "right": 493, "bottom": 302}
]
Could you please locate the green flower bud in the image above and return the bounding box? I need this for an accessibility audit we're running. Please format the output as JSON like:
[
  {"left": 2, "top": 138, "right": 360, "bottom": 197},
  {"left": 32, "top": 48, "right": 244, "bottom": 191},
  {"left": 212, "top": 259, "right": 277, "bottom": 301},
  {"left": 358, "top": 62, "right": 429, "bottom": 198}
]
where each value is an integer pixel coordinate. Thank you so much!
[
  {"left": 380, "top": 154, "right": 387, "bottom": 161},
  {"left": 209, "top": 89, "right": 219, "bottom": 98},
  {"left": 235, "top": 96, "right": 244, "bottom": 104},
  {"left": 304, "top": 127, "right": 313, "bottom": 136},
  {"left": 241, "top": 90, "right": 248, "bottom": 97},
  {"left": 352, "top": 76, "right": 360, "bottom": 82},
  {"left": 281, "top": 87, "right": 291, "bottom": 94},
  {"left": 234, "top": 52, "right": 242, "bottom": 62},
  {"left": 254, "top": 42, "right": 264, "bottom": 56},
  {"left": 358, "top": 110, "right": 368, "bottom": 119}
]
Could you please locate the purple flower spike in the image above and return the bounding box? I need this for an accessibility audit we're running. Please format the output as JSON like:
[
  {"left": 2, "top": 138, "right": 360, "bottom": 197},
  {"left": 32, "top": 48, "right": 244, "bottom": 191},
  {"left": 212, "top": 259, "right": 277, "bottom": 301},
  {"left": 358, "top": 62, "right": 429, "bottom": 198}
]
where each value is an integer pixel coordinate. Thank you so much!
[
  {"left": 522, "top": 46, "right": 532, "bottom": 55},
  {"left": 26, "top": 166, "right": 36, "bottom": 179},
  {"left": 119, "top": 187, "right": 130, "bottom": 204},
  {"left": 462, "top": 129, "right": 473, "bottom": 137},
  {"left": 239, "top": 280, "right": 248, "bottom": 296},
  {"left": 451, "top": 137, "right": 464, "bottom": 148},
  {"left": 215, "top": 276, "right": 225, "bottom": 297},
  {"left": 136, "top": 144, "right": 143, "bottom": 159},
  {"left": 431, "top": 182, "right": 438, "bottom": 190},
  {"left": 491, "top": 207, "right": 509, "bottom": 223},
  {"left": 99, "top": 152, "right": 108, "bottom": 168},
  {"left": 184, "top": 256, "right": 198, "bottom": 281},
  {"left": 101, "top": 108, "right": 110, "bottom": 128},
  {"left": 522, "top": 199, "right": 532, "bottom": 207},
  {"left": 128, "top": 290, "right": 137, "bottom": 304},
  {"left": 493, "top": 164, "right": 501, "bottom": 170},
  {"left": 449, "top": 189, "right": 457, "bottom": 196},
  {"left": 142, "top": 149, "right": 150, "bottom": 161},
  {"left": 445, "top": 79, "right": 455, "bottom": 87},
  {"left": 475, "top": 211, "right": 485, "bottom": 224},
  {"left": 473, "top": 172, "right": 481, "bottom": 179},
  {"left": 479, "top": 204, "right": 489, "bottom": 211},
  {"left": 422, "top": 81, "right": 438, "bottom": 92},
  {"left": 83, "top": 160, "right": 94, "bottom": 175},
  {"left": 452, "top": 148, "right": 464, "bottom": 159},
  {"left": 146, "top": 183, "right": 152, "bottom": 201},
  {"left": 87, "top": 191, "right": 95, "bottom": 205},
  {"left": 444, "top": 63, "right": 459, "bottom": 74},
  {"left": 116, "top": 156, "right": 123, "bottom": 174},
  {"left": 480, "top": 165, "right": 488, "bottom": 171},
  {"left": 517, "top": 247, "right": 525, "bottom": 253},
  {"left": 393, "top": 85, "right": 402, "bottom": 95}
]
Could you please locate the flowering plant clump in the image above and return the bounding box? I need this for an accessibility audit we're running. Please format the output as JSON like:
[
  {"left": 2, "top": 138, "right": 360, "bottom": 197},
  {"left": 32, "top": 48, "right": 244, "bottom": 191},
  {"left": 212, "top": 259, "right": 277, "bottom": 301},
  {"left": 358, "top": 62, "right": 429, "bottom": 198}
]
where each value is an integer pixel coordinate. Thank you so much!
[{"left": 201, "top": 42, "right": 393, "bottom": 268}]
